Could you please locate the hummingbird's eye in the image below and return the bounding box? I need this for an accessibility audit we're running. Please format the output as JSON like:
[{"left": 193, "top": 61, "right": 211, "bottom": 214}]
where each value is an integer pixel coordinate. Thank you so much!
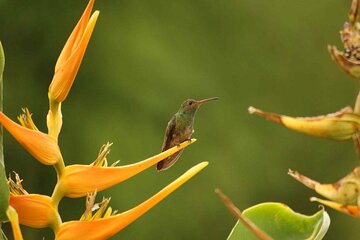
[{"left": 188, "top": 101, "right": 193, "bottom": 106}]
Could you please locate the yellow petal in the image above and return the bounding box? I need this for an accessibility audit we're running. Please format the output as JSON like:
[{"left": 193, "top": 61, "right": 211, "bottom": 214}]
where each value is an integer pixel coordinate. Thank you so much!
[
  {"left": 0, "top": 112, "right": 62, "bottom": 165},
  {"left": 54, "top": 139, "right": 196, "bottom": 199},
  {"left": 310, "top": 197, "right": 360, "bottom": 218},
  {"left": 49, "top": 2, "right": 99, "bottom": 103},
  {"left": 6, "top": 206, "right": 23, "bottom": 240},
  {"left": 10, "top": 194, "right": 60, "bottom": 229},
  {"left": 249, "top": 106, "right": 360, "bottom": 140},
  {"left": 55, "top": 162, "right": 208, "bottom": 240}
]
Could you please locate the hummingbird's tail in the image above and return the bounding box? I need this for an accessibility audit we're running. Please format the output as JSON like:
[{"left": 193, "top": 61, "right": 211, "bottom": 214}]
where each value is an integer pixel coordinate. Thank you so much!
[{"left": 156, "top": 150, "right": 184, "bottom": 171}]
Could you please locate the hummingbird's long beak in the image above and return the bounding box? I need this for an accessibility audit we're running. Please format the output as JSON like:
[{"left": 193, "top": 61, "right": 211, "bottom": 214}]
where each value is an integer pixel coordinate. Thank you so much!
[{"left": 196, "top": 97, "right": 219, "bottom": 105}]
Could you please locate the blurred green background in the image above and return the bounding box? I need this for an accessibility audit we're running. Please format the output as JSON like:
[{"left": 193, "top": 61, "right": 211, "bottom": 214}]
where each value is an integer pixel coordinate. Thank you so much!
[{"left": 1, "top": 0, "right": 360, "bottom": 239}]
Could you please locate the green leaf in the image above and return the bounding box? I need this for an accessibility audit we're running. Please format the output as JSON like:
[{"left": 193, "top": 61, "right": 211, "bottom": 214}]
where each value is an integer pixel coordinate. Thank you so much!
[
  {"left": 227, "top": 202, "right": 330, "bottom": 240},
  {"left": 0, "top": 42, "right": 9, "bottom": 222}
]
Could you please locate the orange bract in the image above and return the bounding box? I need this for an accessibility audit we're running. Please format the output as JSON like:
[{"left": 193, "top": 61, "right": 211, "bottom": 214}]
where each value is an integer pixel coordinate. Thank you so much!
[
  {"left": 10, "top": 194, "right": 60, "bottom": 229},
  {"left": 48, "top": 0, "right": 99, "bottom": 103},
  {"left": 0, "top": 112, "right": 62, "bottom": 165},
  {"left": 54, "top": 139, "right": 196, "bottom": 198}
]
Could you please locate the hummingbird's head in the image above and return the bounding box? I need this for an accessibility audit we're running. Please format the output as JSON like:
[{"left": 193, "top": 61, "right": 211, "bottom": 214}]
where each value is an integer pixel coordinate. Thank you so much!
[{"left": 179, "top": 97, "right": 218, "bottom": 115}]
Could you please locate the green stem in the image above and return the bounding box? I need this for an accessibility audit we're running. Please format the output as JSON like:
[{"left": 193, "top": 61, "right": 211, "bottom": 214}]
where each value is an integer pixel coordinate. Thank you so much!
[
  {"left": 0, "top": 42, "right": 9, "bottom": 222},
  {"left": 0, "top": 42, "right": 3, "bottom": 166}
]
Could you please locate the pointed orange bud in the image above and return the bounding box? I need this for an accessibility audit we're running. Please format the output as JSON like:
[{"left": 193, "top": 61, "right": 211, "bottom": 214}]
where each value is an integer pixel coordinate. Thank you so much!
[
  {"left": 48, "top": 0, "right": 99, "bottom": 103},
  {"left": 10, "top": 194, "right": 60, "bottom": 229},
  {"left": 249, "top": 106, "right": 360, "bottom": 140},
  {"left": 55, "top": 162, "right": 208, "bottom": 240},
  {"left": 0, "top": 112, "right": 62, "bottom": 165},
  {"left": 52, "top": 139, "right": 196, "bottom": 200}
]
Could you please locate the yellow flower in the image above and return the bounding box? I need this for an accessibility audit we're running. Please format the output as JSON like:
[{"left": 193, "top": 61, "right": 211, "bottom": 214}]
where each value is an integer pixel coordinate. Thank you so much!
[
  {"left": 55, "top": 162, "right": 208, "bottom": 240},
  {"left": 248, "top": 106, "right": 360, "bottom": 140},
  {"left": 0, "top": 112, "right": 62, "bottom": 165},
  {"left": 48, "top": 0, "right": 99, "bottom": 103},
  {"left": 52, "top": 139, "right": 196, "bottom": 201}
]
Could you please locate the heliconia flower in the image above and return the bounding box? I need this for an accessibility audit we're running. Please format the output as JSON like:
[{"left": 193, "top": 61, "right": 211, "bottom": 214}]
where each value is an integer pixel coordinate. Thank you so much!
[
  {"left": 8, "top": 173, "right": 61, "bottom": 229},
  {"left": 6, "top": 206, "right": 23, "bottom": 240},
  {"left": 10, "top": 194, "right": 61, "bottom": 229},
  {"left": 55, "top": 162, "right": 208, "bottom": 240},
  {"left": 310, "top": 197, "right": 360, "bottom": 218},
  {"left": 288, "top": 168, "right": 360, "bottom": 205},
  {"left": 48, "top": 0, "right": 99, "bottom": 103},
  {"left": 52, "top": 139, "right": 196, "bottom": 201},
  {"left": 328, "top": 0, "right": 360, "bottom": 78},
  {"left": 248, "top": 106, "right": 360, "bottom": 140},
  {"left": 0, "top": 112, "right": 62, "bottom": 165}
]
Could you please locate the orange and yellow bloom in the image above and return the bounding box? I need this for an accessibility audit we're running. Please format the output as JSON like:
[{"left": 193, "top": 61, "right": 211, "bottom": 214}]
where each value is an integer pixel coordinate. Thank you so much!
[
  {"left": 0, "top": 0, "right": 210, "bottom": 239},
  {"left": 47, "top": 0, "right": 99, "bottom": 140},
  {"left": 55, "top": 162, "right": 208, "bottom": 240}
]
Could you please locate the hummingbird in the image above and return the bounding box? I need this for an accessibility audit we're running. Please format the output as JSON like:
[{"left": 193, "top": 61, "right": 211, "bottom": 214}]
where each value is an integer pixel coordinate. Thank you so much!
[{"left": 157, "top": 97, "right": 218, "bottom": 171}]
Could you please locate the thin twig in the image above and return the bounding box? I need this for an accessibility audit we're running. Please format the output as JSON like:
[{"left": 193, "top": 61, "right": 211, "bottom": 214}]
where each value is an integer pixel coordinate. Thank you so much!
[{"left": 215, "top": 188, "right": 272, "bottom": 240}]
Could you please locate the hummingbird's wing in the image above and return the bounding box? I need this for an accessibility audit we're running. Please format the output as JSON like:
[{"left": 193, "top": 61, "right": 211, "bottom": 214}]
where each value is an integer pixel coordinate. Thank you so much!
[
  {"left": 157, "top": 150, "right": 183, "bottom": 171},
  {"left": 157, "top": 116, "right": 182, "bottom": 171},
  {"left": 161, "top": 115, "right": 176, "bottom": 152}
]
